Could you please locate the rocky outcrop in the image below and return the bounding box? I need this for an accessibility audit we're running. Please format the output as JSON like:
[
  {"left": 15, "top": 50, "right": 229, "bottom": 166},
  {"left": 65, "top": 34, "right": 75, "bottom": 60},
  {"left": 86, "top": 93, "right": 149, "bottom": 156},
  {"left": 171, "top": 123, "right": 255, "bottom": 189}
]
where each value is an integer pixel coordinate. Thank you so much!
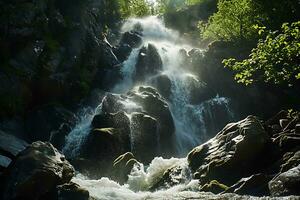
[
  {"left": 25, "top": 104, "right": 77, "bottom": 147},
  {"left": 134, "top": 44, "right": 163, "bottom": 82},
  {"left": 150, "top": 73, "right": 172, "bottom": 99},
  {"left": 56, "top": 182, "right": 89, "bottom": 200},
  {"left": 188, "top": 116, "right": 272, "bottom": 185},
  {"left": 269, "top": 164, "right": 300, "bottom": 197},
  {"left": 185, "top": 110, "right": 300, "bottom": 196},
  {"left": 0, "top": 130, "right": 28, "bottom": 174},
  {"left": 0, "top": 0, "right": 122, "bottom": 119},
  {"left": 2, "top": 141, "right": 74, "bottom": 200}
]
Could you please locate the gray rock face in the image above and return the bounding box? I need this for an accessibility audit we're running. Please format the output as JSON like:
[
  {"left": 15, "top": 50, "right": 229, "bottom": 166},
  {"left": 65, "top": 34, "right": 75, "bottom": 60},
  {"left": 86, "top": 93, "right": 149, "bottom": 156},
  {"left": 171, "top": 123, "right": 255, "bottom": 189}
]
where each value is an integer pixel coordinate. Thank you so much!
[
  {"left": 134, "top": 43, "right": 163, "bottom": 82},
  {"left": 2, "top": 141, "right": 74, "bottom": 200},
  {"left": 25, "top": 104, "right": 77, "bottom": 143},
  {"left": 269, "top": 164, "right": 300, "bottom": 197},
  {"left": 56, "top": 182, "right": 89, "bottom": 200},
  {"left": 188, "top": 116, "right": 271, "bottom": 185},
  {"left": 0, "top": 130, "right": 28, "bottom": 158}
]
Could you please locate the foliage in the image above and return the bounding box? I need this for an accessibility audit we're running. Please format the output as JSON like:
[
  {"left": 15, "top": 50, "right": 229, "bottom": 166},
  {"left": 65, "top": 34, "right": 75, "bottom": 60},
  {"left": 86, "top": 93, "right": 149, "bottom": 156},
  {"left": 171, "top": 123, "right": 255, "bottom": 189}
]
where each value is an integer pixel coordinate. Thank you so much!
[
  {"left": 223, "top": 22, "right": 300, "bottom": 86},
  {"left": 156, "top": 0, "right": 186, "bottom": 13},
  {"left": 118, "top": 0, "right": 151, "bottom": 17},
  {"left": 201, "top": 0, "right": 263, "bottom": 41}
]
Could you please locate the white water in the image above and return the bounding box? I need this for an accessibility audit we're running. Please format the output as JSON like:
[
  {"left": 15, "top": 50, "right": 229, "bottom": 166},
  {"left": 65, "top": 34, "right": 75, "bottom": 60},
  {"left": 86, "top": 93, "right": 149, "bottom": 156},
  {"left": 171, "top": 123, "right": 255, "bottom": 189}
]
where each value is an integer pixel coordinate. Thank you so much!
[
  {"left": 114, "top": 16, "right": 234, "bottom": 155},
  {"left": 64, "top": 16, "right": 235, "bottom": 199}
]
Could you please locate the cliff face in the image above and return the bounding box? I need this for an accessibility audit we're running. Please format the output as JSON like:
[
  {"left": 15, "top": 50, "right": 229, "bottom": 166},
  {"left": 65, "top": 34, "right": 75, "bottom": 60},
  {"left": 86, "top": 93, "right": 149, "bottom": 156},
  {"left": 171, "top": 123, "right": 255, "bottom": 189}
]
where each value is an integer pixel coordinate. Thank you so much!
[{"left": 0, "top": 0, "right": 121, "bottom": 118}]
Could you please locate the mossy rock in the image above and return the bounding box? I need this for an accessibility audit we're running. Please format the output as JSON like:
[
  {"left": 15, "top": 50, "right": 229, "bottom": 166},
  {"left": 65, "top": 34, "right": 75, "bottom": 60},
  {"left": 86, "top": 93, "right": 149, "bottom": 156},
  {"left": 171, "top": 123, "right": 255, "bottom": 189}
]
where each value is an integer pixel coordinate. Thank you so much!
[{"left": 200, "top": 180, "right": 229, "bottom": 194}]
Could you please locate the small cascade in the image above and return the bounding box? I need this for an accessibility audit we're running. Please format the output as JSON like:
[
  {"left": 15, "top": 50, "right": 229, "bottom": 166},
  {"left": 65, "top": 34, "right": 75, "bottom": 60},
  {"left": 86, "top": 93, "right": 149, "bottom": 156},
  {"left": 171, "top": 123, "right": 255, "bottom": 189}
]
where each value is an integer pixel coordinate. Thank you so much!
[{"left": 63, "top": 103, "right": 103, "bottom": 158}]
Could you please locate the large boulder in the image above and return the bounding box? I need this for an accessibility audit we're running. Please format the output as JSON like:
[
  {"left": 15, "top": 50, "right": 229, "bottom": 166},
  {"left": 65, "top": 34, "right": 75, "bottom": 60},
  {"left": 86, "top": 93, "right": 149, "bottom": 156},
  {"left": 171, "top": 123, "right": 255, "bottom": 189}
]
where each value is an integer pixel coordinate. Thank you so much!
[
  {"left": 134, "top": 43, "right": 163, "bottom": 82},
  {"left": 128, "top": 86, "right": 175, "bottom": 157},
  {"left": 225, "top": 174, "right": 272, "bottom": 196},
  {"left": 0, "top": 130, "right": 28, "bottom": 173},
  {"left": 130, "top": 113, "right": 159, "bottom": 163},
  {"left": 188, "top": 116, "right": 274, "bottom": 185},
  {"left": 269, "top": 164, "right": 300, "bottom": 196},
  {"left": 56, "top": 182, "right": 89, "bottom": 200},
  {"left": 99, "top": 86, "right": 175, "bottom": 159},
  {"left": 2, "top": 141, "right": 74, "bottom": 200},
  {"left": 80, "top": 128, "right": 130, "bottom": 161},
  {"left": 120, "top": 31, "right": 143, "bottom": 49},
  {"left": 25, "top": 104, "right": 77, "bottom": 142},
  {"left": 183, "top": 74, "right": 216, "bottom": 104},
  {"left": 150, "top": 73, "right": 172, "bottom": 99}
]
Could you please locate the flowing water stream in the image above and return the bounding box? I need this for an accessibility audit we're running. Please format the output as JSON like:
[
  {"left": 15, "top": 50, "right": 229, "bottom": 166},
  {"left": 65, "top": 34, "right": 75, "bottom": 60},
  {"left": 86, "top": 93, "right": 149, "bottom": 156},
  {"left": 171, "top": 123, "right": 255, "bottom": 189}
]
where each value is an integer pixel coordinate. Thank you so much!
[{"left": 63, "top": 16, "right": 235, "bottom": 200}]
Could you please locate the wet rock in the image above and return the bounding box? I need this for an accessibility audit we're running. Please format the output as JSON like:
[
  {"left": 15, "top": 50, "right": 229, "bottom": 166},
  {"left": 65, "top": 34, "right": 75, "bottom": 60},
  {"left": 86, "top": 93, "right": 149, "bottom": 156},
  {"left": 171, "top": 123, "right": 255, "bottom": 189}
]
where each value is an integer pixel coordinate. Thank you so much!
[
  {"left": 265, "top": 110, "right": 289, "bottom": 127},
  {"left": 150, "top": 164, "right": 190, "bottom": 191},
  {"left": 120, "top": 31, "right": 143, "bottom": 49},
  {"left": 200, "top": 180, "right": 229, "bottom": 194},
  {"left": 2, "top": 141, "right": 74, "bottom": 200},
  {"left": 183, "top": 74, "right": 215, "bottom": 104},
  {"left": 150, "top": 73, "right": 172, "bottom": 99},
  {"left": 129, "top": 86, "right": 175, "bottom": 156},
  {"left": 225, "top": 174, "right": 272, "bottom": 196},
  {"left": 113, "top": 43, "right": 132, "bottom": 62},
  {"left": 97, "top": 86, "right": 175, "bottom": 161},
  {"left": 188, "top": 116, "right": 273, "bottom": 185},
  {"left": 131, "top": 113, "right": 159, "bottom": 163},
  {"left": 269, "top": 164, "right": 300, "bottom": 196},
  {"left": 112, "top": 152, "right": 138, "bottom": 184},
  {"left": 49, "top": 123, "right": 73, "bottom": 150},
  {"left": 25, "top": 104, "right": 77, "bottom": 142},
  {"left": 56, "top": 182, "right": 89, "bottom": 200},
  {"left": 0, "top": 130, "right": 28, "bottom": 158},
  {"left": 81, "top": 128, "right": 130, "bottom": 161},
  {"left": 134, "top": 43, "right": 163, "bottom": 82},
  {"left": 296, "top": 124, "right": 300, "bottom": 134},
  {"left": 92, "top": 111, "right": 131, "bottom": 134},
  {"left": 281, "top": 151, "right": 300, "bottom": 173}
]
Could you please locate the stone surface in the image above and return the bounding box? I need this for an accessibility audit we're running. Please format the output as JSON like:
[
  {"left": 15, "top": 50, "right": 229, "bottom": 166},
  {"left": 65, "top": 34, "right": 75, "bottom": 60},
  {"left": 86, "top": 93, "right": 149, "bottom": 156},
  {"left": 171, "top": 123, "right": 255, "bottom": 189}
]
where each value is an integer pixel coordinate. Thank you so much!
[
  {"left": 269, "top": 164, "right": 300, "bottom": 197},
  {"left": 25, "top": 104, "right": 77, "bottom": 142},
  {"left": 134, "top": 43, "right": 163, "bottom": 82},
  {"left": 225, "top": 174, "right": 272, "bottom": 196},
  {"left": 2, "top": 141, "right": 74, "bottom": 200},
  {"left": 57, "top": 182, "right": 89, "bottom": 200},
  {"left": 188, "top": 116, "right": 272, "bottom": 185}
]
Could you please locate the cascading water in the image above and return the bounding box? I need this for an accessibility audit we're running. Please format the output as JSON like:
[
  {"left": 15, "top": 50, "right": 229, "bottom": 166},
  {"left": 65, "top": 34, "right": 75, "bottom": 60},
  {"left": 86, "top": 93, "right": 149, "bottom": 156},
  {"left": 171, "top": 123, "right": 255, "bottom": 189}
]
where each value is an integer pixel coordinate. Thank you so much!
[{"left": 63, "top": 16, "right": 235, "bottom": 200}]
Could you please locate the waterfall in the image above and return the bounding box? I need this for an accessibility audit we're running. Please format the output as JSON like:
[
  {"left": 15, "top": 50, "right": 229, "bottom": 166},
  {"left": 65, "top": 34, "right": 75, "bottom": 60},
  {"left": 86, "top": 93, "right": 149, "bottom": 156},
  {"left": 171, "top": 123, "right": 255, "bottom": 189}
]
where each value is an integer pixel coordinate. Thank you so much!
[{"left": 62, "top": 16, "right": 235, "bottom": 199}]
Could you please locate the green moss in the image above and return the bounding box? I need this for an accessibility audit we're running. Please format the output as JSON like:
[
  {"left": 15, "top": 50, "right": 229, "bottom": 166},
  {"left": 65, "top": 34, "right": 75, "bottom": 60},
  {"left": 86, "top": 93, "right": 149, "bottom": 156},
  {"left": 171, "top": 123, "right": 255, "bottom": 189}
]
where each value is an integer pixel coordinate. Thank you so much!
[{"left": 200, "top": 180, "right": 229, "bottom": 194}]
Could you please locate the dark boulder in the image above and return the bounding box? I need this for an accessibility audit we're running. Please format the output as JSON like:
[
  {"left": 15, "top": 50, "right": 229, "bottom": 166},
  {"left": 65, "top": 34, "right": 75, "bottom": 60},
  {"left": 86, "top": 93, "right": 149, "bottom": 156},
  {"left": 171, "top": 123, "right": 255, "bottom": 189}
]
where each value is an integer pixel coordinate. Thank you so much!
[
  {"left": 188, "top": 116, "right": 273, "bottom": 185},
  {"left": 128, "top": 86, "right": 175, "bottom": 157},
  {"left": 225, "top": 174, "right": 272, "bottom": 196},
  {"left": 134, "top": 43, "right": 163, "bottom": 82},
  {"left": 113, "top": 43, "right": 132, "bottom": 62},
  {"left": 183, "top": 74, "right": 216, "bottom": 104},
  {"left": 56, "top": 182, "right": 89, "bottom": 200},
  {"left": 25, "top": 104, "right": 77, "bottom": 142},
  {"left": 280, "top": 151, "right": 300, "bottom": 173},
  {"left": 2, "top": 141, "right": 74, "bottom": 200},
  {"left": 81, "top": 128, "right": 130, "bottom": 160},
  {"left": 130, "top": 113, "right": 159, "bottom": 163},
  {"left": 0, "top": 130, "right": 28, "bottom": 158},
  {"left": 200, "top": 180, "right": 228, "bottom": 194},
  {"left": 269, "top": 164, "right": 300, "bottom": 196},
  {"left": 150, "top": 163, "right": 191, "bottom": 191},
  {"left": 150, "top": 73, "right": 172, "bottom": 99},
  {"left": 120, "top": 31, "right": 143, "bottom": 49}
]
